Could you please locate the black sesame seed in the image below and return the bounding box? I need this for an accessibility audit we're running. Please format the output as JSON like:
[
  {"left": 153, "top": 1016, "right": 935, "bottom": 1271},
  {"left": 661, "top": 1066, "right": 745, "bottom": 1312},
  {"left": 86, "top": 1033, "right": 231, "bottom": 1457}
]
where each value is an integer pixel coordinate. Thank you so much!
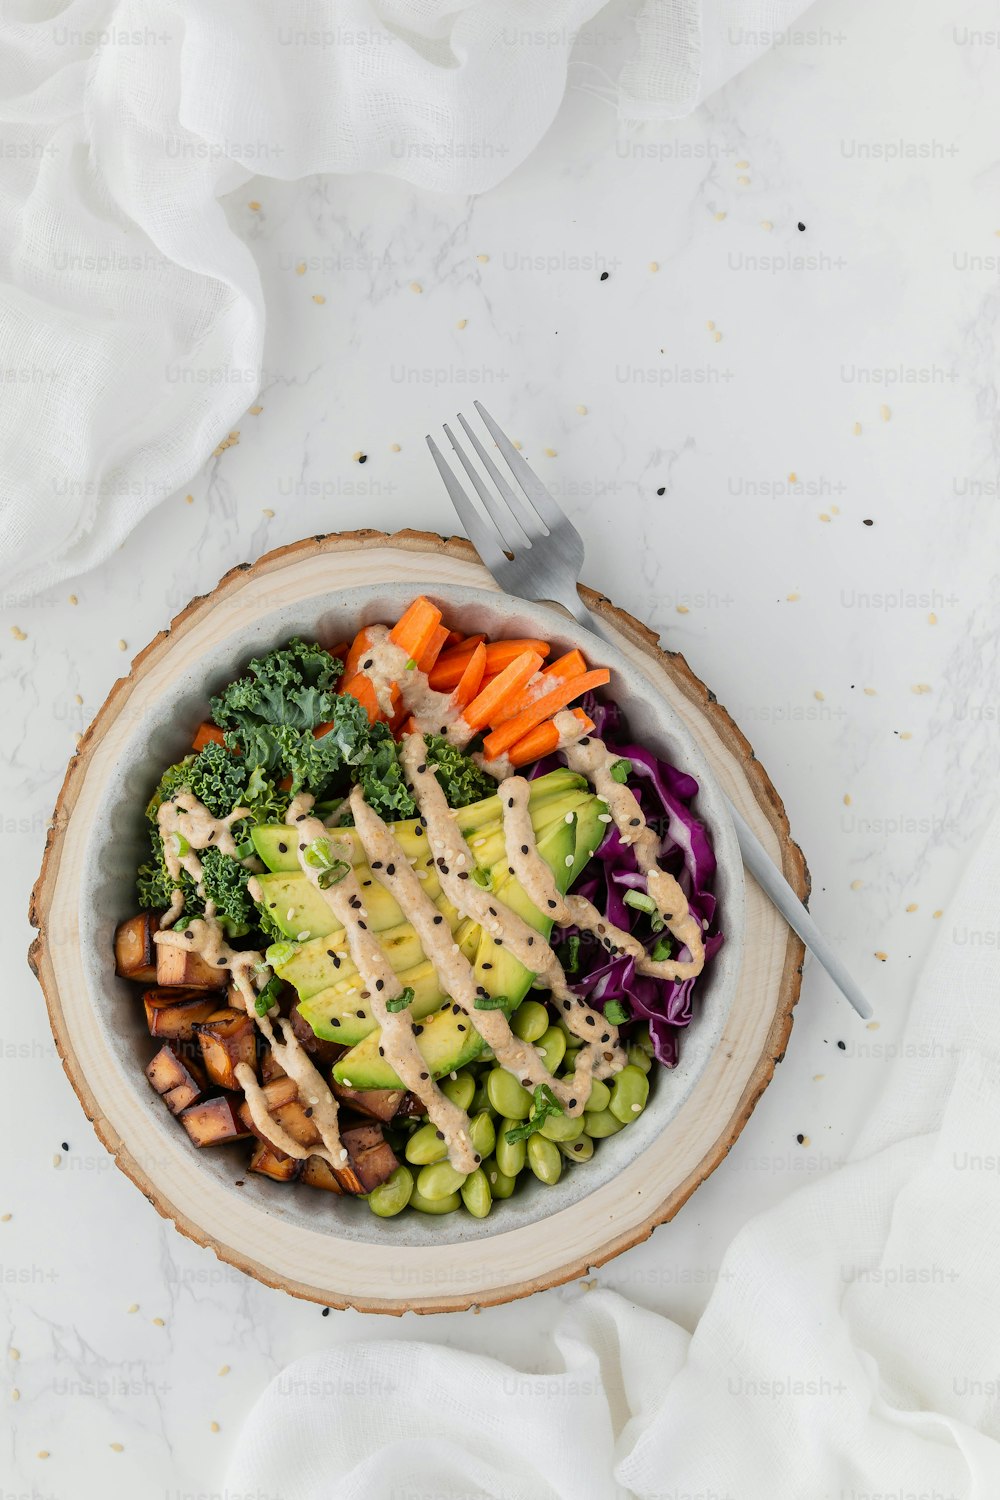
[
  {"left": 569, "top": 1099, "right": 576, "bottom": 1109},
  {"left": 322, "top": 1307, "right": 330, "bottom": 1316},
  {"left": 435, "top": 1129, "right": 444, "bottom": 1140},
  {"left": 268, "top": 902, "right": 277, "bottom": 909},
  {"left": 457, "top": 1024, "right": 466, "bottom": 1032},
  {"left": 585, "top": 1015, "right": 595, "bottom": 1026},
  {"left": 305, "top": 1107, "right": 314, "bottom": 1117},
  {"left": 433, "top": 914, "right": 443, "bottom": 925},
  {"left": 363, "top": 657, "right": 373, "bottom": 669},
  {"left": 414, "top": 1024, "right": 424, "bottom": 1035},
  {"left": 796, "top": 1133, "right": 805, "bottom": 1144},
  {"left": 547, "top": 900, "right": 557, "bottom": 909},
  {"left": 420, "top": 1071, "right": 429, "bottom": 1080},
  {"left": 386, "top": 863, "right": 395, "bottom": 876},
  {"left": 601, "top": 1033, "right": 610, "bottom": 1043},
  {"left": 837, "top": 1039, "right": 846, "bottom": 1050},
  {"left": 482, "top": 962, "right": 493, "bottom": 971},
  {"left": 217, "top": 957, "right": 226, "bottom": 966},
  {"left": 458, "top": 871, "right": 469, "bottom": 880},
  {"left": 376, "top": 980, "right": 384, "bottom": 992},
  {"left": 494, "top": 937, "right": 502, "bottom": 946},
  {"left": 331, "top": 1017, "right": 341, "bottom": 1027},
  {"left": 599, "top": 270, "right": 609, "bottom": 280},
  {"left": 579, "top": 736, "right": 590, "bottom": 746},
  {"left": 298, "top": 842, "right": 306, "bottom": 851},
  {"left": 520, "top": 844, "right": 529, "bottom": 855},
  {"left": 372, "top": 860, "right": 383, "bottom": 869},
  {"left": 629, "top": 818, "right": 640, "bottom": 827},
  {"left": 357, "top": 1009, "right": 366, "bottom": 1019},
  {"left": 417, "top": 763, "right": 427, "bottom": 774},
  {"left": 277, "top": 841, "right": 287, "bottom": 853},
  {"left": 358, "top": 921, "right": 367, "bottom": 930},
  {"left": 656, "top": 487, "right": 665, "bottom": 496},
  {"left": 863, "top": 518, "right": 874, "bottom": 526},
  {"left": 797, "top": 221, "right": 805, "bottom": 231},
  {"left": 378, "top": 1046, "right": 385, "bottom": 1057},
  {"left": 562, "top": 1000, "right": 571, "bottom": 1011}
]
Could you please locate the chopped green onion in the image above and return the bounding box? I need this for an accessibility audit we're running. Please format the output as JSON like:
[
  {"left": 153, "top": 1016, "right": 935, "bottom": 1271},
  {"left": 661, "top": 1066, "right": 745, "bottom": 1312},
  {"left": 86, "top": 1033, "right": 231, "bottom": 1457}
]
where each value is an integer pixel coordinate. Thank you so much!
[
  {"left": 173, "top": 916, "right": 191, "bottom": 933},
  {"left": 317, "top": 860, "right": 350, "bottom": 890},
  {"left": 303, "top": 836, "right": 334, "bottom": 871},
  {"left": 235, "top": 838, "right": 255, "bottom": 860},
  {"left": 624, "top": 889, "right": 657, "bottom": 915},
  {"left": 255, "top": 977, "right": 282, "bottom": 1015},
  {"left": 471, "top": 865, "right": 493, "bottom": 890},
  {"left": 609, "top": 758, "right": 632, "bottom": 784},
  {"left": 171, "top": 831, "right": 191, "bottom": 858},
  {"left": 474, "top": 993, "right": 507, "bottom": 1011},
  {"left": 651, "top": 936, "right": 673, "bottom": 962},
  {"left": 504, "top": 1084, "right": 564, "bottom": 1143},
  {"left": 557, "top": 934, "right": 581, "bottom": 974},
  {"left": 603, "top": 999, "right": 630, "bottom": 1026},
  {"left": 385, "top": 986, "right": 415, "bottom": 1013},
  {"left": 265, "top": 940, "right": 298, "bottom": 969},
  {"left": 405, "top": 658, "right": 417, "bottom": 671}
]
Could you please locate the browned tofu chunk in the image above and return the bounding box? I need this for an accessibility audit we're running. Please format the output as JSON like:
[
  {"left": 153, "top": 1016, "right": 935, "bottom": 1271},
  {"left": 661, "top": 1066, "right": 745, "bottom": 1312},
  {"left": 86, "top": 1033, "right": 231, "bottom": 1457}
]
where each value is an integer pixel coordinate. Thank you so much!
[
  {"left": 248, "top": 1139, "right": 301, "bottom": 1183},
  {"left": 238, "top": 1076, "right": 321, "bottom": 1150},
  {"left": 300, "top": 1155, "right": 343, "bottom": 1193},
  {"left": 193, "top": 1008, "right": 256, "bottom": 1091},
  {"left": 259, "top": 1047, "right": 286, "bottom": 1083},
  {"left": 330, "top": 1080, "right": 407, "bottom": 1123},
  {"left": 114, "top": 913, "right": 160, "bottom": 983},
  {"left": 156, "top": 942, "right": 228, "bottom": 990},
  {"left": 179, "top": 1095, "right": 250, "bottom": 1147},
  {"left": 336, "top": 1123, "right": 399, "bottom": 1195},
  {"left": 145, "top": 1044, "right": 206, "bottom": 1115},
  {"left": 143, "top": 988, "right": 221, "bottom": 1040}
]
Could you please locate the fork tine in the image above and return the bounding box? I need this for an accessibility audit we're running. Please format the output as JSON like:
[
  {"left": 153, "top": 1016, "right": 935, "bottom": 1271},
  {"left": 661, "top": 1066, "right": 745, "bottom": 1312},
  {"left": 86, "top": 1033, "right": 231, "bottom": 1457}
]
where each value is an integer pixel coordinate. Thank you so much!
[
  {"left": 443, "top": 423, "right": 529, "bottom": 551},
  {"left": 425, "top": 435, "right": 508, "bottom": 573},
  {"left": 473, "top": 401, "right": 567, "bottom": 534},
  {"left": 454, "top": 413, "right": 546, "bottom": 545}
]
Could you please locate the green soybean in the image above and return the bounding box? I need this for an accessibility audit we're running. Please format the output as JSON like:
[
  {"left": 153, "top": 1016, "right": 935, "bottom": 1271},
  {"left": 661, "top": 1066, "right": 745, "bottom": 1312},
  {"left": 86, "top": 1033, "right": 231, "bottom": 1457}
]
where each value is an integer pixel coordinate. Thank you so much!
[
  {"left": 526, "top": 1133, "right": 562, "bottom": 1185},
  {"left": 405, "top": 1122, "right": 448, "bottom": 1165},
  {"left": 409, "top": 1187, "right": 461, "bottom": 1215},
  {"left": 633, "top": 1023, "right": 654, "bottom": 1056},
  {"left": 367, "top": 1165, "right": 414, "bottom": 1217},
  {"left": 470, "top": 1080, "right": 492, "bottom": 1115},
  {"left": 584, "top": 1078, "right": 612, "bottom": 1113},
  {"left": 511, "top": 1000, "right": 549, "bottom": 1043},
  {"left": 559, "top": 1135, "right": 594, "bottom": 1163},
  {"left": 483, "top": 1158, "right": 516, "bottom": 1199},
  {"left": 460, "top": 1168, "right": 492, "bottom": 1218},
  {"left": 495, "top": 1120, "right": 526, "bottom": 1177},
  {"left": 487, "top": 1068, "right": 532, "bottom": 1120},
  {"left": 609, "top": 1065, "right": 650, "bottom": 1124},
  {"left": 583, "top": 1107, "right": 626, "bottom": 1139},
  {"left": 539, "top": 1109, "right": 584, "bottom": 1143},
  {"left": 562, "top": 1047, "right": 581, "bottom": 1075},
  {"left": 469, "top": 1110, "right": 496, "bottom": 1160},
  {"left": 439, "top": 1071, "right": 476, "bottom": 1112},
  {"left": 627, "top": 1043, "right": 652, "bottom": 1075},
  {"left": 535, "top": 1026, "right": 566, "bottom": 1074},
  {"left": 416, "top": 1160, "right": 469, "bottom": 1201}
]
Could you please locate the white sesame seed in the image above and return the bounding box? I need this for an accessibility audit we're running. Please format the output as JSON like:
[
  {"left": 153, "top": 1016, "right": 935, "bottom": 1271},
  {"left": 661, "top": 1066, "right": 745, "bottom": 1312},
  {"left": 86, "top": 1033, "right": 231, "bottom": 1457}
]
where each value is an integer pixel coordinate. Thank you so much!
[
  {"left": 296, "top": 931, "right": 309, "bottom": 942},
  {"left": 565, "top": 855, "right": 574, "bottom": 866},
  {"left": 598, "top": 813, "right": 613, "bottom": 822},
  {"left": 564, "top": 812, "right": 574, "bottom": 823}
]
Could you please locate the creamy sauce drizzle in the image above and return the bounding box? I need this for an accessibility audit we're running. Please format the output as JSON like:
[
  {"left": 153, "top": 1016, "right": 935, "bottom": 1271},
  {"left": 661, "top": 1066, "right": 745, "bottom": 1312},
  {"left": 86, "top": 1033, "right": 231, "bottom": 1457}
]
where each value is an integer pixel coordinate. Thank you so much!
[
  {"left": 355, "top": 624, "right": 468, "bottom": 744},
  {"left": 156, "top": 793, "right": 251, "bottom": 927}
]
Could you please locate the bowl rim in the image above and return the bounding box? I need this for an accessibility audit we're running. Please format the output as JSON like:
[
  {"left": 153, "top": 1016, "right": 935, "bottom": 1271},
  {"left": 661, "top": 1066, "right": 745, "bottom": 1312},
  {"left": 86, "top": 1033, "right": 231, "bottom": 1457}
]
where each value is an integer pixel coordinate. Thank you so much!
[{"left": 28, "top": 529, "right": 807, "bottom": 1311}]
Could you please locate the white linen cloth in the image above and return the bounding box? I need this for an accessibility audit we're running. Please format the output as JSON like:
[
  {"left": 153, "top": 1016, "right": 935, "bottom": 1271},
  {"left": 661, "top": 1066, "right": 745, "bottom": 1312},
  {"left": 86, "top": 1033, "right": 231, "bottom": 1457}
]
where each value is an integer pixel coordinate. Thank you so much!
[
  {"left": 0, "top": 0, "right": 811, "bottom": 596},
  {"left": 226, "top": 807, "right": 1000, "bottom": 1499}
]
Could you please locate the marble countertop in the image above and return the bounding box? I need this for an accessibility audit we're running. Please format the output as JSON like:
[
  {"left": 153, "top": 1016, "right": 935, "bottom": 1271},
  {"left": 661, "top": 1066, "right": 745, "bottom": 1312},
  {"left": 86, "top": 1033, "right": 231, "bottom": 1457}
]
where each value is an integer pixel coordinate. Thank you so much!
[{"left": 3, "top": 0, "right": 998, "bottom": 1491}]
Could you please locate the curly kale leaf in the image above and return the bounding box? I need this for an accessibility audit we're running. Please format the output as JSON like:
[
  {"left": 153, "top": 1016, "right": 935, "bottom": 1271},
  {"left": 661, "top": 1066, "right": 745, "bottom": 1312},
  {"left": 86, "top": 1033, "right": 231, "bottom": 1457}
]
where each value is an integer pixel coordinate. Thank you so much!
[
  {"left": 136, "top": 832, "right": 254, "bottom": 937},
  {"left": 146, "top": 741, "right": 251, "bottom": 823},
  {"left": 353, "top": 723, "right": 417, "bottom": 821},
  {"left": 424, "top": 734, "right": 495, "bottom": 808}
]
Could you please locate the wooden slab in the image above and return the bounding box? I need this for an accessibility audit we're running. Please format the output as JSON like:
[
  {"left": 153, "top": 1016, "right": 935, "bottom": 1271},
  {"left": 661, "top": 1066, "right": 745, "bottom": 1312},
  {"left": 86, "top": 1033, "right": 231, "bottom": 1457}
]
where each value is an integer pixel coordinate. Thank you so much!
[{"left": 28, "top": 530, "right": 806, "bottom": 1313}]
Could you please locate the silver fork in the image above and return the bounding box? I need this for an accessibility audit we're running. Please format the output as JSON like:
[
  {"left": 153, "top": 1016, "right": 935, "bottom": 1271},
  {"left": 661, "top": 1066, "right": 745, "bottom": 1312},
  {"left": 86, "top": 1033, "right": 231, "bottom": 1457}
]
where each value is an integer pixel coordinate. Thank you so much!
[{"left": 427, "top": 400, "right": 873, "bottom": 1021}]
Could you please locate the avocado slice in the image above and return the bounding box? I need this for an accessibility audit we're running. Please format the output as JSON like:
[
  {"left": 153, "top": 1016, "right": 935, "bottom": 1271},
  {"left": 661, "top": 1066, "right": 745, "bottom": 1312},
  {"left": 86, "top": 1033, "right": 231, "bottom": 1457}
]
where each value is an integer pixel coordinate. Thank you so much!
[
  {"left": 331, "top": 815, "right": 579, "bottom": 1090},
  {"left": 255, "top": 854, "right": 443, "bottom": 942},
  {"left": 299, "top": 953, "right": 467, "bottom": 1045},
  {"left": 250, "top": 767, "right": 588, "bottom": 874}
]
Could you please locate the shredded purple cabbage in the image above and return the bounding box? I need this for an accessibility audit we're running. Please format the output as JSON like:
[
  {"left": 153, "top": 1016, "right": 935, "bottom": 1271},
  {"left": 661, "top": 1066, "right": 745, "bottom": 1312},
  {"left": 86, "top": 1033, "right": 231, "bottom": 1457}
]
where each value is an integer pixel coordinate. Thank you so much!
[{"left": 529, "top": 692, "right": 723, "bottom": 1068}]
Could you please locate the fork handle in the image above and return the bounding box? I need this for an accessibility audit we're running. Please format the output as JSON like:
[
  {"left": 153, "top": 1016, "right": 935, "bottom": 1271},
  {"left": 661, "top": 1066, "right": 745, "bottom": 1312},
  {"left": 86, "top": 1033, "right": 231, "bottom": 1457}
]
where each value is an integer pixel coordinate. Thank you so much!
[{"left": 549, "top": 589, "right": 874, "bottom": 1021}]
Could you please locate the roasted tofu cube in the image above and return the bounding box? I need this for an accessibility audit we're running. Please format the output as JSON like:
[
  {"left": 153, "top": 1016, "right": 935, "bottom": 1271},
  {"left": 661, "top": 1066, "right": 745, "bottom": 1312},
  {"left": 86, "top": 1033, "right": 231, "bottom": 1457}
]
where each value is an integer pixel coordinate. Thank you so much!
[
  {"left": 193, "top": 1008, "right": 256, "bottom": 1091},
  {"left": 330, "top": 1080, "right": 407, "bottom": 1123},
  {"left": 156, "top": 942, "right": 228, "bottom": 990},
  {"left": 114, "top": 913, "right": 160, "bottom": 983},
  {"left": 145, "top": 1044, "right": 206, "bottom": 1115},
  {"left": 143, "top": 988, "right": 221, "bottom": 1040},
  {"left": 179, "top": 1095, "right": 250, "bottom": 1147},
  {"left": 238, "top": 1076, "right": 321, "bottom": 1151},
  {"left": 287, "top": 1005, "right": 346, "bottom": 1067},
  {"left": 248, "top": 1139, "right": 301, "bottom": 1183},
  {"left": 259, "top": 1047, "right": 286, "bottom": 1083},
  {"left": 337, "top": 1123, "right": 398, "bottom": 1195},
  {"left": 300, "top": 1155, "right": 343, "bottom": 1193}
]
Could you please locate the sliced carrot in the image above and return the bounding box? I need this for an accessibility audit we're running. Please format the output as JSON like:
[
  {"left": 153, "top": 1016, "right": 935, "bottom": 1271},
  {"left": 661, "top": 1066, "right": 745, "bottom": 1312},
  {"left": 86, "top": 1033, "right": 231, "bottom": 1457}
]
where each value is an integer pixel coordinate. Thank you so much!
[
  {"left": 481, "top": 668, "right": 610, "bottom": 760},
  {"left": 341, "top": 628, "right": 373, "bottom": 684},
  {"left": 388, "top": 596, "right": 442, "bottom": 663},
  {"left": 416, "top": 623, "right": 450, "bottom": 675},
  {"left": 429, "top": 636, "right": 550, "bottom": 692},
  {"left": 340, "top": 673, "right": 384, "bottom": 725},
  {"left": 445, "top": 629, "right": 465, "bottom": 647},
  {"left": 462, "top": 650, "right": 544, "bottom": 733},
  {"left": 496, "top": 649, "right": 591, "bottom": 722},
  {"left": 327, "top": 641, "right": 349, "bottom": 662},
  {"left": 192, "top": 721, "right": 226, "bottom": 752},
  {"left": 508, "top": 710, "right": 595, "bottom": 768},
  {"left": 451, "top": 642, "right": 488, "bottom": 710},
  {"left": 484, "top": 639, "right": 551, "bottom": 672}
]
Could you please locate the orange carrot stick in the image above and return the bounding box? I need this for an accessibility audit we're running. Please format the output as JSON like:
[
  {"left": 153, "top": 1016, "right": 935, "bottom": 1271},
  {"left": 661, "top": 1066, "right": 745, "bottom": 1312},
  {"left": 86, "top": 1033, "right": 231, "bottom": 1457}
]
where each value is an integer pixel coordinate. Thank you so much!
[
  {"left": 340, "top": 673, "right": 384, "bottom": 725},
  {"left": 462, "top": 650, "right": 544, "bottom": 733},
  {"left": 327, "top": 641, "right": 349, "bottom": 662},
  {"left": 192, "top": 721, "right": 226, "bottom": 752},
  {"left": 497, "top": 649, "right": 591, "bottom": 722},
  {"left": 341, "top": 628, "right": 373, "bottom": 684},
  {"left": 481, "top": 668, "right": 610, "bottom": 760},
  {"left": 430, "top": 637, "right": 550, "bottom": 691},
  {"left": 508, "top": 710, "right": 595, "bottom": 768},
  {"left": 451, "top": 642, "right": 488, "bottom": 709},
  {"left": 388, "top": 596, "right": 442, "bottom": 663},
  {"left": 416, "top": 623, "right": 450, "bottom": 674}
]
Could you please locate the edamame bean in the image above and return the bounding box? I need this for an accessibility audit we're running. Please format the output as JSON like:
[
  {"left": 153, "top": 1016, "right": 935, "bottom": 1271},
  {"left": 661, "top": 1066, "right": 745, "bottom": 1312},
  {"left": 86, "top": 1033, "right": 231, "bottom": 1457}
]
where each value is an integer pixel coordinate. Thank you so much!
[
  {"left": 526, "top": 1133, "right": 562, "bottom": 1185},
  {"left": 535, "top": 1026, "right": 566, "bottom": 1074},
  {"left": 469, "top": 1110, "right": 496, "bottom": 1160},
  {"left": 405, "top": 1122, "right": 448, "bottom": 1165},
  {"left": 495, "top": 1120, "right": 526, "bottom": 1177},
  {"left": 584, "top": 1077, "right": 611, "bottom": 1113},
  {"left": 510, "top": 1000, "right": 549, "bottom": 1043},
  {"left": 559, "top": 1135, "right": 594, "bottom": 1163},
  {"left": 416, "top": 1160, "right": 469, "bottom": 1201},
  {"left": 609, "top": 1065, "right": 650, "bottom": 1124},
  {"left": 486, "top": 1067, "right": 532, "bottom": 1120},
  {"left": 439, "top": 1070, "right": 476, "bottom": 1112},
  {"left": 409, "top": 1187, "right": 461, "bottom": 1215},
  {"left": 627, "top": 1043, "right": 652, "bottom": 1075},
  {"left": 460, "top": 1168, "right": 492, "bottom": 1218},
  {"left": 470, "top": 1080, "right": 491, "bottom": 1115},
  {"left": 539, "top": 1109, "right": 584, "bottom": 1142},
  {"left": 583, "top": 1108, "right": 625, "bottom": 1138},
  {"left": 367, "top": 1164, "right": 414, "bottom": 1217},
  {"left": 633, "top": 1023, "right": 654, "bottom": 1056},
  {"left": 483, "top": 1158, "right": 516, "bottom": 1199},
  {"left": 562, "top": 1047, "right": 580, "bottom": 1075}
]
